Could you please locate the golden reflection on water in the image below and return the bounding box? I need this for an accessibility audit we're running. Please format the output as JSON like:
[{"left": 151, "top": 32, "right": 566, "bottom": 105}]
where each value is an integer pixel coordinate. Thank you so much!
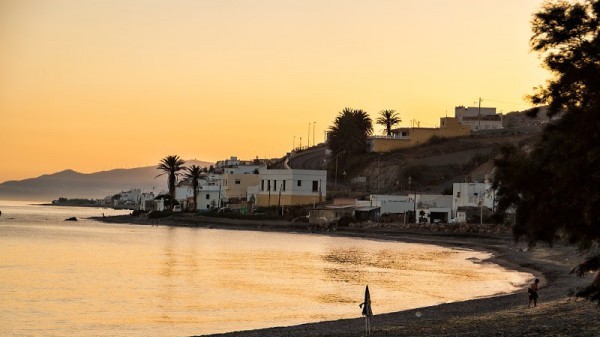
[{"left": 0, "top": 203, "right": 533, "bottom": 337}]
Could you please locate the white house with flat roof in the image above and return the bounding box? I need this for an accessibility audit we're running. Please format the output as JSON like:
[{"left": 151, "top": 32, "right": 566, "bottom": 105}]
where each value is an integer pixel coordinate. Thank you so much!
[
  {"left": 455, "top": 106, "right": 503, "bottom": 131},
  {"left": 356, "top": 193, "right": 452, "bottom": 223},
  {"left": 256, "top": 169, "right": 327, "bottom": 207},
  {"left": 452, "top": 181, "right": 496, "bottom": 222}
]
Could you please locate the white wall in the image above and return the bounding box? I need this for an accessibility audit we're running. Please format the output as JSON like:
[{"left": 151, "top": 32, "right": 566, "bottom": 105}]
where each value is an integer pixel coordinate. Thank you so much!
[
  {"left": 452, "top": 182, "right": 495, "bottom": 216},
  {"left": 196, "top": 185, "right": 222, "bottom": 210},
  {"left": 258, "top": 169, "right": 327, "bottom": 197},
  {"left": 368, "top": 194, "right": 413, "bottom": 214}
]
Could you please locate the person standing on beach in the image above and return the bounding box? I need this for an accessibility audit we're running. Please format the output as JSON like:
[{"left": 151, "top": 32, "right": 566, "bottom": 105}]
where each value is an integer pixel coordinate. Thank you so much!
[{"left": 528, "top": 279, "right": 539, "bottom": 307}]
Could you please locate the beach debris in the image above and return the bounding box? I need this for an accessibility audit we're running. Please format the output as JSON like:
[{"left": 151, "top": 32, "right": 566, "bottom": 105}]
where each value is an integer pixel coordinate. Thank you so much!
[
  {"left": 65, "top": 217, "right": 78, "bottom": 221},
  {"left": 415, "top": 311, "right": 422, "bottom": 318}
]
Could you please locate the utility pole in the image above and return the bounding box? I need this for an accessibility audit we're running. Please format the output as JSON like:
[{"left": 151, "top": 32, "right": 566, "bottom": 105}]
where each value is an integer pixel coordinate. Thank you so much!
[
  {"left": 377, "top": 153, "right": 382, "bottom": 193},
  {"left": 313, "top": 121, "right": 316, "bottom": 146},
  {"left": 308, "top": 123, "right": 311, "bottom": 147},
  {"left": 478, "top": 97, "right": 482, "bottom": 131}
]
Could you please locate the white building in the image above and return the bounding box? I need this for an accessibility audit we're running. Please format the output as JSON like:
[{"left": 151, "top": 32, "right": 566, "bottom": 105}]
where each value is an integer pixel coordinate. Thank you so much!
[
  {"left": 139, "top": 192, "right": 155, "bottom": 211},
  {"left": 455, "top": 106, "right": 503, "bottom": 131},
  {"left": 355, "top": 193, "right": 452, "bottom": 223},
  {"left": 174, "top": 175, "right": 226, "bottom": 211},
  {"left": 452, "top": 181, "right": 495, "bottom": 222},
  {"left": 359, "top": 194, "right": 413, "bottom": 215},
  {"left": 415, "top": 194, "right": 453, "bottom": 223},
  {"left": 196, "top": 185, "right": 223, "bottom": 211},
  {"left": 256, "top": 169, "right": 327, "bottom": 207}
]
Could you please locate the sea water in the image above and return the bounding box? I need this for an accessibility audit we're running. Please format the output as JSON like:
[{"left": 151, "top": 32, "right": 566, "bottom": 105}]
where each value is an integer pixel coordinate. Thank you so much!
[{"left": 0, "top": 201, "right": 531, "bottom": 337}]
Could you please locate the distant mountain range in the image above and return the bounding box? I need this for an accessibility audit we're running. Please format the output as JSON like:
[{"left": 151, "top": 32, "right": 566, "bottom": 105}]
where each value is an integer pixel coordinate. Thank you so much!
[{"left": 0, "top": 160, "right": 212, "bottom": 202}]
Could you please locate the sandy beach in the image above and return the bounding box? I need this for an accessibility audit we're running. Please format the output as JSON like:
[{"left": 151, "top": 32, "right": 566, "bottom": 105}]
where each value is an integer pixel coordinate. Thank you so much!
[{"left": 93, "top": 214, "right": 600, "bottom": 337}]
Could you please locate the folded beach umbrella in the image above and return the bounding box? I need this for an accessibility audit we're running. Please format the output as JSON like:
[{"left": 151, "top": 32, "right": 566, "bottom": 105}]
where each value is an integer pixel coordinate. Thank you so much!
[
  {"left": 361, "top": 285, "right": 373, "bottom": 317},
  {"left": 359, "top": 285, "right": 373, "bottom": 335}
]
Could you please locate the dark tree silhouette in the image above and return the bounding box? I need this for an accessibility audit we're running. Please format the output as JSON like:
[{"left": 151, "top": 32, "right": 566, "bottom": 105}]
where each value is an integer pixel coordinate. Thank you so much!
[
  {"left": 183, "top": 165, "right": 203, "bottom": 211},
  {"left": 376, "top": 109, "right": 401, "bottom": 136},
  {"left": 328, "top": 107, "right": 373, "bottom": 158},
  {"left": 156, "top": 155, "right": 186, "bottom": 209},
  {"left": 494, "top": 0, "right": 600, "bottom": 303}
]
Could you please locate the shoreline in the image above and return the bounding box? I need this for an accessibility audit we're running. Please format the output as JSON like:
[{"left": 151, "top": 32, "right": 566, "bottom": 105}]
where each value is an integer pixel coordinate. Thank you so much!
[{"left": 92, "top": 214, "right": 600, "bottom": 337}]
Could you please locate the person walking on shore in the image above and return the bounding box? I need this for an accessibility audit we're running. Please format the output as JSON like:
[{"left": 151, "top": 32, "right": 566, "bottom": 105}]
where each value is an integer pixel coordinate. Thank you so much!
[{"left": 528, "top": 278, "right": 540, "bottom": 307}]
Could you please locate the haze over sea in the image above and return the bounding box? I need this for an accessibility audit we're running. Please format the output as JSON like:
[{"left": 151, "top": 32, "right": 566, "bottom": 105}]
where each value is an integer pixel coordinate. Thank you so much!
[{"left": 0, "top": 201, "right": 532, "bottom": 337}]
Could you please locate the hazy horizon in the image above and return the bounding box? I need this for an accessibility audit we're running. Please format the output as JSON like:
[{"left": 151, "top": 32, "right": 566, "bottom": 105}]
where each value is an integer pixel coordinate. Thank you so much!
[{"left": 1, "top": 0, "right": 548, "bottom": 182}]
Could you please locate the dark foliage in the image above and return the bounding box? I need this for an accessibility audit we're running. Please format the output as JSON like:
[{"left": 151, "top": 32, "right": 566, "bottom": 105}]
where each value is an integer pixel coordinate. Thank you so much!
[
  {"left": 183, "top": 165, "right": 204, "bottom": 211},
  {"left": 148, "top": 210, "right": 173, "bottom": 219},
  {"left": 494, "top": 0, "right": 600, "bottom": 303},
  {"left": 376, "top": 109, "right": 401, "bottom": 136},
  {"left": 156, "top": 155, "right": 186, "bottom": 209},
  {"left": 328, "top": 107, "right": 373, "bottom": 172}
]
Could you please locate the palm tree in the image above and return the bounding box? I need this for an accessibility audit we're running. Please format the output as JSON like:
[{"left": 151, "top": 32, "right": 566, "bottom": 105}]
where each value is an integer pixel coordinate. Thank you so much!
[
  {"left": 157, "top": 155, "right": 186, "bottom": 209},
  {"left": 376, "top": 109, "right": 401, "bottom": 137},
  {"left": 183, "top": 165, "right": 203, "bottom": 211},
  {"left": 328, "top": 107, "right": 373, "bottom": 157}
]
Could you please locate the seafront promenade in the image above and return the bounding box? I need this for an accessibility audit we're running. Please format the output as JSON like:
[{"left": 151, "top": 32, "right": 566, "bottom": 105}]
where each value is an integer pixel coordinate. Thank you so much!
[{"left": 94, "top": 214, "right": 600, "bottom": 337}]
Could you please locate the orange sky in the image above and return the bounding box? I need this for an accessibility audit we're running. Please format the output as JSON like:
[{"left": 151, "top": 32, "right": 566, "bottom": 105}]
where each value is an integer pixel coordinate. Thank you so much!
[{"left": 0, "top": 0, "right": 548, "bottom": 183}]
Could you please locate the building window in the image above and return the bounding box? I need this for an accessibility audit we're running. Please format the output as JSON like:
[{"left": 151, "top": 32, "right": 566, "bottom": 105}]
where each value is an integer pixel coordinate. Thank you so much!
[
  {"left": 267, "top": 180, "right": 271, "bottom": 191},
  {"left": 261, "top": 180, "right": 264, "bottom": 191},
  {"left": 282, "top": 180, "right": 286, "bottom": 191},
  {"left": 235, "top": 179, "right": 241, "bottom": 185},
  {"left": 206, "top": 194, "right": 210, "bottom": 200},
  {"left": 297, "top": 180, "right": 302, "bottom": 187},
  {"left": 273, "top": 180, "right": 277, "bottom": 191},
  {"left": 312, "top": 180, "right": 318, "bottom": 192}
]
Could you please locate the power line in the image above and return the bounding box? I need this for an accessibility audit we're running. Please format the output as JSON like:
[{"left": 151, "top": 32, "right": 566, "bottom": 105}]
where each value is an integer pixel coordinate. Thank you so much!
[{"left": 483, "top": 98, "right": 530, "bottom": 106}]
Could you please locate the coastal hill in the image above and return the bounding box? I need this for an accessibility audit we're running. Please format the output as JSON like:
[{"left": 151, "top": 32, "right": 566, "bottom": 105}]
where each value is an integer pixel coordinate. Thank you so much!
[
  {"left": 0, "top": 160, "right": 211, "bottom": 202},
  {"left": 287, "top": 108, "right": 547, "bottom": 198}
]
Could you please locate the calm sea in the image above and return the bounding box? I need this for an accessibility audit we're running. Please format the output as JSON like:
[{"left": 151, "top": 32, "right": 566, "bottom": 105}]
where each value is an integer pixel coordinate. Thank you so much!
[{"left": 0, "top": 201, "right": 531, "bottom": 337}]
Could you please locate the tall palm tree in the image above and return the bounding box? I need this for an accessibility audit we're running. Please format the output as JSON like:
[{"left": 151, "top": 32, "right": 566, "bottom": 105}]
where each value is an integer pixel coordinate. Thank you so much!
[
  {"left": 183, "top": 165, "right": 203, "bottom": 211},
  {"left": 376, "top": 109, "right": 401, "bottom": 137},
  {"left": 328, "top": 107, "right": 373, "bottom": 157},
  {"left": 157, "top": 155, "right": 186, "bottom": 209}
]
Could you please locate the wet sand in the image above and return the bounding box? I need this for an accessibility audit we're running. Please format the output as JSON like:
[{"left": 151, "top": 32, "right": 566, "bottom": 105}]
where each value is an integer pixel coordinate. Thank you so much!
[{"left": 93, "top": 214, "right": 600, "bottom": 337}]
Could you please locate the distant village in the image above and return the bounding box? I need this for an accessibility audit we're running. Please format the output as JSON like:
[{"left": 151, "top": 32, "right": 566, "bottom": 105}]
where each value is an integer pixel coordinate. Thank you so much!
[{"left": 55, "top": 106, "right": 535, "bottom": 226}]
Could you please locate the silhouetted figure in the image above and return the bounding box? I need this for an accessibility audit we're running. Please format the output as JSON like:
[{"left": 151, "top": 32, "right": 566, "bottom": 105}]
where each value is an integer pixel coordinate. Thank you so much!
[{"left": 528, "top": 279, "right": 540, "bottom": 307}]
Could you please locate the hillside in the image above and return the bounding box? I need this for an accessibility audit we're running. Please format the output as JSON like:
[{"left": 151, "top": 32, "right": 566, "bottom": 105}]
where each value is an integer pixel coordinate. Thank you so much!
[
  {"left": 0, "top": 160, "right": 211, "bottom": 202},
  {"left": 332, "top": 133, "right": 539, "bottom": 197}
]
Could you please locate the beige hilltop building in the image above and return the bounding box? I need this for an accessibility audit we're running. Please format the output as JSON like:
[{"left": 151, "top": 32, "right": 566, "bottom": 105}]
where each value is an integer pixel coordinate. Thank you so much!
[
  {"left": 368, "top": 106, "right": 504, "bottom": 153},
  {"left": 368, "top": 116, "right": 471, "bottom": 152}
]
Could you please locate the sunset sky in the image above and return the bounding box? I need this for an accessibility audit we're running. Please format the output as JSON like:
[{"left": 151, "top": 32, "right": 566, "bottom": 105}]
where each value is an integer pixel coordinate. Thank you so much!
[{"left": 0, "top": 0, "right": 549, "bottom": 182}]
